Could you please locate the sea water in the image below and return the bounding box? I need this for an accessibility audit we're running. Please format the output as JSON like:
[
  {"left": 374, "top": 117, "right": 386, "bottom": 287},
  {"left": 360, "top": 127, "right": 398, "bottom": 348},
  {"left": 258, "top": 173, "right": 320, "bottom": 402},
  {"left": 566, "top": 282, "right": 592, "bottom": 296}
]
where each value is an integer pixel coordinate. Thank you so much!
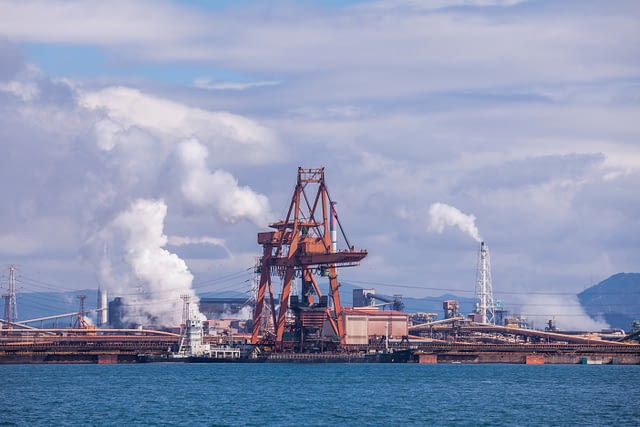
[{"left": 1, "top": 364, "right": 639, "bottom": 426}]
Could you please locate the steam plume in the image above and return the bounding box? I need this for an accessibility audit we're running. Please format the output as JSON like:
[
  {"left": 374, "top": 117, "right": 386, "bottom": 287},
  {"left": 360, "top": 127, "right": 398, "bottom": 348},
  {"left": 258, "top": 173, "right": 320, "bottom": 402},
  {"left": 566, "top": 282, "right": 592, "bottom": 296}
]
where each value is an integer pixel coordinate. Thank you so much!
[
  {"left": 176, "top": 139, "right": 272, "bottom": 226},
  {"left": 168, "top": 235, "right": 226, "bottom": 247},
  {"left": 168, "top": 235, "right": 233, "bottom": 258},
  {"left": 427, "top": 202, "right": 482, "bottom": 242},
  {"left": 518, "top": 295, "right": 609, "bottom": 331},
  {"left": 98, "top": 198, "right": 200, "bottom": 327}
]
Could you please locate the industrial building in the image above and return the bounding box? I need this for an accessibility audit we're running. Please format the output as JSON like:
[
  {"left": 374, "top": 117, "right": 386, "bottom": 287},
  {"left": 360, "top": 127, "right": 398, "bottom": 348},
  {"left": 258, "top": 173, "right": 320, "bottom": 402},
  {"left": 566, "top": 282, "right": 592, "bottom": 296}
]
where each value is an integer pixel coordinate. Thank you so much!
[
  {"left": 251, "top": 167, "right": 368, "bottom": 352},
  {"left": 1, "top": 167, "right": 639, "bottom": 364},
  {"left": 343, "top": 308, "right": 408, "bottom": 345},
  {"left": 352, "top": 288, "right": 404, "bottom": 311}
]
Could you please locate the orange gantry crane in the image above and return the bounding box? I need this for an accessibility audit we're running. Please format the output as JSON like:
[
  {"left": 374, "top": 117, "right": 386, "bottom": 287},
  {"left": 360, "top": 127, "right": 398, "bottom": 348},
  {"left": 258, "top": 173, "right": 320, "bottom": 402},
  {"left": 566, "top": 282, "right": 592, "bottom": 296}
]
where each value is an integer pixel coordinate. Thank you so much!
[{"left": 251, "top": 167, "right": 368, "bottom": 350}]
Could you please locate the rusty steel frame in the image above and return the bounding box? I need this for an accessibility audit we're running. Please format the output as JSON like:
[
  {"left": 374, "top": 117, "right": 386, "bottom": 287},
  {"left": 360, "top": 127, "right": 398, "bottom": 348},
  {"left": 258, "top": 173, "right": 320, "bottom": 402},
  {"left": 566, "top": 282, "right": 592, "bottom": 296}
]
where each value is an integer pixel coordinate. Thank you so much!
[{"left": 251, "top": 167, "right": 367, "bottom": 349}]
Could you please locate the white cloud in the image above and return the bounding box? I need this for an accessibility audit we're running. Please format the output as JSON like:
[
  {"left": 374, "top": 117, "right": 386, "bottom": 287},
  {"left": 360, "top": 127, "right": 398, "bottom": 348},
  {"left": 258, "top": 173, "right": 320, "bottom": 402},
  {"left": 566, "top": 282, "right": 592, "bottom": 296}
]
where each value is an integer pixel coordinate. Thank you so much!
[
  {"left": 168, "top": 235, "right": 228, "bottom": 248},
  {"left": 193, "top": 78, "right": 282, "bottom": 91},
  {"left": 93, "top": 118, "right": 124, "bottom": 151},
  {"left": 0, "top": 0, "right": 207, "bottom": 45},
  {"left": 0, "top": 1, "right": 638, "bottom": 332},
  {"left": 0, "top": 81, "right": 39, "bottom": 101},
  {"left": 79, "top": 86, "right": 281, "bottom": 164},
  {"left": 0, "top": 233, "right": 43, "bottom": 256},
  {"left": 3, "top": 0, "right": 637, "bottom": 93},
  {"left": 365, "top": 0, "right": 527, "bottom": 10}
]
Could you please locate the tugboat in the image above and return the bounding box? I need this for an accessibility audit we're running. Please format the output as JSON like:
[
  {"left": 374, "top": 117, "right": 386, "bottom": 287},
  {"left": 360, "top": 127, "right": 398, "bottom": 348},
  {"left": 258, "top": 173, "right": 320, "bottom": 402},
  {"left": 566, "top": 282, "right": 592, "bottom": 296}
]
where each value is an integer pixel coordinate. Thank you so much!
[
  {"left": 363, "top": 348, "right": 413, "bottom": 363},
  {"left": 140, "top": 303, "right": 240, "bottom": 363},
  {"left": 175, "top": 315, "right": 240, "bottom": 362}
]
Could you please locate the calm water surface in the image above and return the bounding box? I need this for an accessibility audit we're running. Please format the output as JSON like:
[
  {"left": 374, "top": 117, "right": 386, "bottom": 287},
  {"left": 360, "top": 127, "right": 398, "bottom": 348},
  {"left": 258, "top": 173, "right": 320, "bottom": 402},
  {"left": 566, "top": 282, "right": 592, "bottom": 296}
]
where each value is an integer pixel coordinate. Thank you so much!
[{"left": 2, "top": 363, "right": 639, "bottom": 426}]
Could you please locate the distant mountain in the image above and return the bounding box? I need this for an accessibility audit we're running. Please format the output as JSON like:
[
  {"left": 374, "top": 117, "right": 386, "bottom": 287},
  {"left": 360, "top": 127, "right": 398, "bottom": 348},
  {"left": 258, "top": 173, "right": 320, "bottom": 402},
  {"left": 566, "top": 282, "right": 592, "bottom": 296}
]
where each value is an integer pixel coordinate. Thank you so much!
[
  {"left": 12, "top": 274, "right": 638, "bottom": 331},
  {"left": 578, "top": 273, "right": 640, "bottom": 332}
]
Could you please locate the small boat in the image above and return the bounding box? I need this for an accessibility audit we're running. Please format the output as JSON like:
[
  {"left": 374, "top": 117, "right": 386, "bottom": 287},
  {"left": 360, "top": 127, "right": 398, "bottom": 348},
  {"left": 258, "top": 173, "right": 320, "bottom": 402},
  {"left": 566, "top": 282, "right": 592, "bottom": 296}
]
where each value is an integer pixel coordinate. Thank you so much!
[
  {"left": 364, "top": 348, "right": 412, "bottom": 363},
  {"left": 141, "top": 314, "right": 240, "bottom": 363}
]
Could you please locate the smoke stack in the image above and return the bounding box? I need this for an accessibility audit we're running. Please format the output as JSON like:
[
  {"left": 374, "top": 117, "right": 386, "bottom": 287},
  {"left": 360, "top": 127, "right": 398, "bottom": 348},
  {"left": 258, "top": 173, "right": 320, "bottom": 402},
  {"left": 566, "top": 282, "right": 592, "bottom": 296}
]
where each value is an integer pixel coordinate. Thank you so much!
[
  {"left": 330, "top": 201, "right": 338, "bottom": 252},
  {"left": 97, "top": 287, "right": 108, "bottom": 327}
]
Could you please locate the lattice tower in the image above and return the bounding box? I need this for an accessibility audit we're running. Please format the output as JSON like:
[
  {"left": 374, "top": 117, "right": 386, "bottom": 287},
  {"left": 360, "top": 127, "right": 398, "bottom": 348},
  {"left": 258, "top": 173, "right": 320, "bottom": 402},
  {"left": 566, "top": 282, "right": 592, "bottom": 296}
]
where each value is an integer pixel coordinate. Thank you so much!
[
  {"left": 3, "top": 266, "right": 18, "bottom": 325},
  {"left": 475, "top": 241, "right": 495, "bottom": 324}
]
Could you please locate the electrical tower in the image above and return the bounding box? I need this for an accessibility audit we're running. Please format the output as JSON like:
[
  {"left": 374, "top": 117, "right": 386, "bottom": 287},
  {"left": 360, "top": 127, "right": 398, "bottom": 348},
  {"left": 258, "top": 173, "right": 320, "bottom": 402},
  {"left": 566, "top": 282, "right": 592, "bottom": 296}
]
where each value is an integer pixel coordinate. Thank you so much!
[
  {"left": 3, "top": 265, "right": 18, "bottom": 327},
  {"left": 251, "top": 167, "right": 368, "bottom": 350},
  {"left": 180, "top": 294, "right": 191, "bottom": 325},
  {"left": 74, "top": 295, "right": 89, "bottom": 328},
  {"left": 474, "top": 241, "right": 495, "bottom": 324},
  {"left": 178, "top": 294, "right": 191, "bottom": 354},
  {"left": 250, "top": 262, "right": 275, "bottom": 339}
]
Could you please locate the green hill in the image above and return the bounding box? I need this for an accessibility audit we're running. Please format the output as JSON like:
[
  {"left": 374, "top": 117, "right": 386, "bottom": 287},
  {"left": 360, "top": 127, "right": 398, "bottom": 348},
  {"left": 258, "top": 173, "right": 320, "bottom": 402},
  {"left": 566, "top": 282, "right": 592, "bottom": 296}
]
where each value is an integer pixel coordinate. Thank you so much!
[{"left": 578, "top": 273, "right": 640, "bottom": 332}]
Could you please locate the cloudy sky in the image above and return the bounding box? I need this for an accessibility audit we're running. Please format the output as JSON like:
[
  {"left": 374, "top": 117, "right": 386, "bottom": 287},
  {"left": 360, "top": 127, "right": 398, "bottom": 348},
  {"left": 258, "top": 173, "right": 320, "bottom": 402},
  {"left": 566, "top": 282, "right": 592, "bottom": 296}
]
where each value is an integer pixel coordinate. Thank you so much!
[{"left": 0, "top": 0, "right": 638, "bottom": 328}]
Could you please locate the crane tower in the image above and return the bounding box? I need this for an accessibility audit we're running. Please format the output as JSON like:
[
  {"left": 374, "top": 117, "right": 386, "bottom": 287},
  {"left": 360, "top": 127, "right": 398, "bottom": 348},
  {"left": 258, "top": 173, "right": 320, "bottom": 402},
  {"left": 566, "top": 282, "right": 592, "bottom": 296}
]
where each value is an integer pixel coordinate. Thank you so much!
[
  {"left": 251, "top": 167, "right": 368, "bottom": 351},
  {"left": 475, "top": 241, "right": 495, "bottom": 324}
]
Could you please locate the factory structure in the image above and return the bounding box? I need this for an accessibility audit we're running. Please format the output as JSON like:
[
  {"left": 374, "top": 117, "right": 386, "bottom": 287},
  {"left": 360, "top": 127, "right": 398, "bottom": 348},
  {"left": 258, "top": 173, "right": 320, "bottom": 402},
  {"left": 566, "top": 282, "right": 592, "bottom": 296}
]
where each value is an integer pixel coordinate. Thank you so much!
[
  {"left": 250, "top": 167, "right": 369, "bottom": 352},
  {"left": 1, "top": 167, "right": 640, "bottom": 364}
]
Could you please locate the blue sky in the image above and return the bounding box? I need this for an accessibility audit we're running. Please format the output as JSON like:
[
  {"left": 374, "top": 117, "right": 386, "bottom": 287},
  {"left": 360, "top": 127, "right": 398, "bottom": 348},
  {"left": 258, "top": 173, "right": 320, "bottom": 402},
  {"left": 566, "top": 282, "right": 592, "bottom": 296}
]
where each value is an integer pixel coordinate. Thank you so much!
[
  {"left": 19, "top": 0, "right": 373, "bottom": 84},
  {"left": 0, "top": 0, "right": 638, "bottom": 328},
  {"left": 21, "top": 43, "right": 204, "bottom": 84}
]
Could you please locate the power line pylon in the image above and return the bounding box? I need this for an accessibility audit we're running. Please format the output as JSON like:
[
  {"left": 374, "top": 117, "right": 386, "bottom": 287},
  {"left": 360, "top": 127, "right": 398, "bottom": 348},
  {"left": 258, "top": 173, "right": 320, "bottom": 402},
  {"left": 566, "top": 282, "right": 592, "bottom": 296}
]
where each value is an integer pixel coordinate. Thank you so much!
[
  {"left": 251, "top": 167, "right": 367, "bottom": 350},
  {"left": 180, "top": 294, "right": 190, "bottom": 326},
  {"left": 474, "top": 241, "right": 495, "bottom": 324},
  {"left": 250, "top": 262, "right": 275, "bottom": 339},
  {"left": 74, "top": 295, "right": 89, "bottom": 328},
  {"left": 178, "top": 294, "right": 190, "bottom": 355},
  {"left": 3, "top": 266, "right": 18, "bottom": 327}
]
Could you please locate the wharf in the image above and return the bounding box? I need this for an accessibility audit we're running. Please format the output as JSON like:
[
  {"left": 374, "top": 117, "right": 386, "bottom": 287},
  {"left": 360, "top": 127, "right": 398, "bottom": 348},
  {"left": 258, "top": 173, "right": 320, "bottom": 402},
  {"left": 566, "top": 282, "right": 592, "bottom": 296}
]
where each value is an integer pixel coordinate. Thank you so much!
[
  {"left": 2, "top": 329, "right": 639, "bottom": 364},
  {"left": 0, "top": 329, "right": 178, "bottom": 364},
  {"left": 409, "top": 343, "right": 640, "bottom": 364},
  {"left": 2, "top": 341, "right": 640, "bottom": 365}
]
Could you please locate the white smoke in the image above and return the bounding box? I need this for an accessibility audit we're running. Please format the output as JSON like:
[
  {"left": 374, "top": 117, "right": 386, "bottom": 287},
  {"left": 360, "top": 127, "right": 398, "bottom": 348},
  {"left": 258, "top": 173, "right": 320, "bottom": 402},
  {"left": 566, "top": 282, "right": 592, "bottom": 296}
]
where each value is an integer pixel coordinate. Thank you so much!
[
  {"left": 168, "top": 235, "right": 233, "bottom": 258},
  {"left": 0, "top": 69, "right": 276, "bottom": 327},
  {"left": 427, "top": 202, "right": 482, "bottom": 242},
  {"left": 97, "top": 198, "right": 201, "bottom": 327},
  {"left": 236, "top": 305, "right": 253, "bottom": 321},
  {"left": 176, "top": 139, "right": 272, "bottom": 226},
  {"left": 217, "top": 304, "right": 253, "bottom": 321},
  {"left": 516, "top": 294, "right": 609, "bottom": 331},
  {"left": 168, "top": 235, "right": 226, "bottom": 246},
  {"left": 75, "top": 87, "right": 276, "bottom": 326},
  {"left": 79, "top": 86, "right": 281, "bottom": 164}
]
